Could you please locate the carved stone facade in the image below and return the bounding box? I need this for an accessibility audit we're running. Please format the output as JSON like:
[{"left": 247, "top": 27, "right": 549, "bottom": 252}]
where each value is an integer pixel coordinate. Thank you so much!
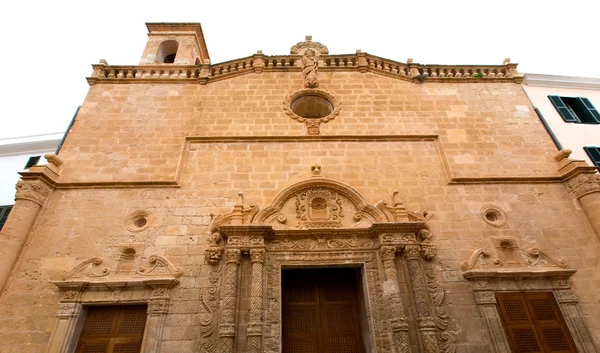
[{"left": 1, "top": 22, "right": 600, "bottom": 353}]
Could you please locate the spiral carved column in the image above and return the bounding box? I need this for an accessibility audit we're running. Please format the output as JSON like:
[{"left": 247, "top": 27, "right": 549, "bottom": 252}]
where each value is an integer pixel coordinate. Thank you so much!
[
  {"left": 404, "top": 245, "right": 438, "bottom": 353},
  {"left": 219, "top": 249, "right": 241, "bottom": 353},
  {"left": 246, "top": 249, "right": 265, "bottom": 353},
  {"left": 380, "top": 246, "right": 412, "bottom": 353}
]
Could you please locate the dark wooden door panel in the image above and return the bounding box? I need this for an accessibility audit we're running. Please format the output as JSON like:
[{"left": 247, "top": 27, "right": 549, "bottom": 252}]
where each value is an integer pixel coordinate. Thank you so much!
[{"left": 283, "top": 268, "right": 364, "bottom": 353}]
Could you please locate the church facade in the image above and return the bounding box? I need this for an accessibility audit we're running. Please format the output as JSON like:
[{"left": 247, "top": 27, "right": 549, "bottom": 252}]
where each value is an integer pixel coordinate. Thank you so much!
[{"left": 1, "top": 23, "right": 600, "bottom": 353}]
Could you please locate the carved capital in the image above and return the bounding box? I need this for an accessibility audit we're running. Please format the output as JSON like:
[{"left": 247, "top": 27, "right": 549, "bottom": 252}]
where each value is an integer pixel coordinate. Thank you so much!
[
  {"left": 380, "top": 246, "right": 398, "bottom": 262},
  {"left": 147, "top": 298, "right": 169, "bottom": 314},
  {"left": 404, "top": 245, "right": 421, "bottom": 260},
  {"left": 15, "top": 179, "right": 52, "bottom": 205},
  {"left": 554, "top": 289, "right": 579, "bottom": 304},
  {"left": 205, "top": 246, "right": 224, "bottom": 264},
  {"left": 247, "top": 322, "right": 263, "bottom": 335},
  {"left": 567, "top": 173, "right": 600, "bottom": 199},
  {"left": 225, "top": 249, "right": 241, "bottom": 264},
  {"left": 219, "top": 323, "right": 236, "bottom": 337},
  {"left": 390, "top": 317, "right": 409, "bottom": 331},
  {"left": 56, "top": 303, "right": 81, "bottom": 318},
  {"left": 475, "top": 291, "right": 497, "bottom": 305},
  {"left": 250, "top": 248, "right": 265, "bottom": 263}
]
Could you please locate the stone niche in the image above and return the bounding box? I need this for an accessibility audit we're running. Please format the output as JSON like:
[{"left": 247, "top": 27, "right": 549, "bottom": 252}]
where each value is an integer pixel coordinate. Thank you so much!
[{"left": 200, "top": 167, "right": 456, "bottom": 353}]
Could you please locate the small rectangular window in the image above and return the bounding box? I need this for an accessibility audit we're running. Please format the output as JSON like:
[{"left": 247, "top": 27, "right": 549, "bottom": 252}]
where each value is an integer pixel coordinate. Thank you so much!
[
  {"left": 0, "top": 205, "right": 13, "bottom": 231},
  {"left": 584, "top": 146, "right": 600, "bottom": 171},
  {"left": 24, "top": 156, "right": 41, "bottom": 169},
  {"left": 548, "top": 95, "right": 600, "bottom": 124},
  {"left": 75, "top": 305, "right": 147, "bottom": 353},
  {"left": 496, "top": 292, "right": 577, "bottom": 353}
]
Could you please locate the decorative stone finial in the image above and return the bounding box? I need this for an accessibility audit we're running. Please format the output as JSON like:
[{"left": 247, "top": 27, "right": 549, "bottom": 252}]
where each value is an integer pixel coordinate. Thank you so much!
[
  {"left": 502, "top": 58, "right": 511, "bottom": 65},
  {"left": 305, "top": 35, "right": 312, "bottom": 41},
  {"left": 236, "top": 191, "right": 244, "bottom": 206},
  {"left": 256, "top": 50, "right": 263, "bottom": 54},
  {"left": 406, "top": 58, "right": 413, "bottom": 64},
  {"left": 99, "top": 59, "right": 108, "bottom": 65}
]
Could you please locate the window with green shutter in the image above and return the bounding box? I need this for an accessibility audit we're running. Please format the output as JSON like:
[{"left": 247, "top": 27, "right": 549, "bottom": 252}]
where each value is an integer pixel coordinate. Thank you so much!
[
  {"left": 584, "top": 146, "right": 600, "bottom": 171},
  {"left": 548, "top": 95, "right": 600, "bottom": 124},
  {"left": 0, "top": 205, "right": 13, "bottom": 231}
]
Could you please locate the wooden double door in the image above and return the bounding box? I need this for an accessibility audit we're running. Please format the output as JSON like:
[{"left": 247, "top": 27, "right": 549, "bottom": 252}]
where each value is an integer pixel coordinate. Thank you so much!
[{"left": 282, "top": 268, "right": 365, "bottom": 353}]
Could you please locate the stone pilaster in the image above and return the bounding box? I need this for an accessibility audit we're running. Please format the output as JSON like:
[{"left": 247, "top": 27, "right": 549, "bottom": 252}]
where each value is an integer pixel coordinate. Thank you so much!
[
  {"left": 246, "top": 248, "right": 265, "bottom": 353},
  {"left": 379, "top": 246, "right": 411, "bottom": 353},
  {"left": 219, "top": 249, "right": 241, "bottom": 353},
  {"left": 404, "top": 245, "right": 438, "bottom": 353},
  {"left": 567, "top": 173, "right": 600, "bottom": 238},
  {"left": 0, "top": 179, "right": 52, "bottom": 293}
]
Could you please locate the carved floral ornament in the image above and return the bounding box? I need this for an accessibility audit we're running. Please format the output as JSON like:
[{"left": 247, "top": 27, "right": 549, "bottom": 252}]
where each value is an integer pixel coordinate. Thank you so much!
[{"left": 204, "top": 166, "right": 435, "bottom": 264}]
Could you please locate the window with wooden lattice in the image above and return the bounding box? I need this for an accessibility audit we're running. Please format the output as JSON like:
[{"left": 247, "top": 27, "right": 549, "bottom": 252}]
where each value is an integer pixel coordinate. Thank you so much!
[
  {"left": 496, "top": 292, "right": 577, "bottom": 353},
  {"left": 75, "top": 305, "right": 147, "bottom": 353}
]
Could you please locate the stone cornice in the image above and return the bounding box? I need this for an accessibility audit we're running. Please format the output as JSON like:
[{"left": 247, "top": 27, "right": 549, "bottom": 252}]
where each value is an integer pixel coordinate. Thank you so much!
[
  {"left": 462, "top": 268, "right": 576, "bottom": 279},
  {"left": 87, "top": 52, "right": 522, "bottom": 86},
  {"left": 523, "top": 73, "right": 600, "bottom": 90}
]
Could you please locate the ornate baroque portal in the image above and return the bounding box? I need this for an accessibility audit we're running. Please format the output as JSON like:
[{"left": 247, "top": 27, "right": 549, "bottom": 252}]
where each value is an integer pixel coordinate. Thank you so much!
[{"left": 201, "top": 167, "right": 456, "bottom": 353}]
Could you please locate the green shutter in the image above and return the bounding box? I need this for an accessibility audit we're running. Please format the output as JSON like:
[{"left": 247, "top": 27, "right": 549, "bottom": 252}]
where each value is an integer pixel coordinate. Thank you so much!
[
  {"left": 0, "top": 205, "right": 13, "bottom": 231},
  {"left": 584, "top": 147, "right": 600, "bottom": 170},
  {"left": 578, "top": 97, "right": 600, "bottom": 123},
  {"left": 548, "top": 96, "right": 579, "bottom": 122}
]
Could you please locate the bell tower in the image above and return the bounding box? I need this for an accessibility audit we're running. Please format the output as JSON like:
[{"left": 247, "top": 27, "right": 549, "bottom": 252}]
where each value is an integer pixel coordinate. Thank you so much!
[{"left": 139, "top": 23, "right": 210, "bottom": 65}]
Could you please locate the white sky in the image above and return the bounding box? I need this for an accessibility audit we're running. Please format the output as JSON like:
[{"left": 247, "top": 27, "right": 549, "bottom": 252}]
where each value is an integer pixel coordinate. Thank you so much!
[{"left": 2, "top": 0, "right": 599, "bottom": 139}]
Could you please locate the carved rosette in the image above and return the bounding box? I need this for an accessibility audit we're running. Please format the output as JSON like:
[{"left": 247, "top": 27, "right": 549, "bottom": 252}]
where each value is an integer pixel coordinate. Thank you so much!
[
  {"left": 567, "top": 173, "right": 600, "bottom": 199},
  {"left": 15, "top": 179, "right": 52, "bottom": 205},
  {"left": 219, "top": 249, "right": 241, "bottom": 353}
]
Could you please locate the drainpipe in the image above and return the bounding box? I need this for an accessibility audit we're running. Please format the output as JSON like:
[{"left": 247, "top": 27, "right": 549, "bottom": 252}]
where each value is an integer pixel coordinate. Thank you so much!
[
  {"left": 534, "top": 107, "right": 563, "bottom": 151},
  {"left": 55, "top": 106, "right": 80, "bottom": 155}
]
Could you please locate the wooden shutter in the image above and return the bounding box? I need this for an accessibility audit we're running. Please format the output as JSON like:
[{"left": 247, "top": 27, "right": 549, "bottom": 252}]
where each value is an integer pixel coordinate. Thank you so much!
[
  {"left": 548, "top": 96, "right": 579, "bottom": 122},
  {"left": 578, "top": 97, "right": 600, "bottom": 123},
  {"left": 0, "top": 205, "right": 13, "bottom": 231},
  {"left": 76, "top": 305, "right": 147, "bottom": 353},
  {"left": 496, "top": 293, "right": 577, "bottom": 353},
  {"left": 584, "top": 146, "right": 600, "bottom": 170}
]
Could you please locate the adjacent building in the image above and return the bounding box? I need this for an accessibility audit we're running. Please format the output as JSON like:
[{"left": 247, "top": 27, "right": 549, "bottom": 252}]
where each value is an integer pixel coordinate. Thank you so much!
[
  {"left": 1, "top": 23, "right": 600, "bottom": 353},
  {"left": 0, "top": 133, "right": 64, "bottom": 229},
  {"left": 522, "top": 74, "right": 600, "bottom": 170}
]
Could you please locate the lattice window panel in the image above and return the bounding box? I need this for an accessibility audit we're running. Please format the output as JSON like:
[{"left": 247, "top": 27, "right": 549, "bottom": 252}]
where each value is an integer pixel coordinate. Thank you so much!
[
  {"left": 325, "top": 308, "right": 354, "bottom": 332},
  {"left": 286, "top": 309, "right": 317, "bottom": 334},
  {"left": 81, "top": 344, "right": 108, "bottom": 353},
  {"left": 288, "top": 286, "right": 315, "bottom": 303},
  {"left": 288, "top": 338, "right": 317, "bottom": 353},
  {"left": 503, "top": 299, "right": 529, "bottom": 321},
  {"left": 540, "top": 328, "right": 571, "bottom": 351},
  {"left": 324, "top": 286, "right": 351, "bottom": 302},
  {"left": 118, "top": 308, "right": 147, "bottom": 335},
  {"left": 112, "top": 344, "right": 142, "bottom": 353},
  {"left": 87, "top": 309, "right": 118, "bottom": 336},
  {"left": 328, "top": 337, "right": 358, "bottom": 353},
  {"left": 529, "top": 299, "right": 557, "bottom": 321},
  {"left": 512, "top": 328, "right": 542, "bottom": 353}
]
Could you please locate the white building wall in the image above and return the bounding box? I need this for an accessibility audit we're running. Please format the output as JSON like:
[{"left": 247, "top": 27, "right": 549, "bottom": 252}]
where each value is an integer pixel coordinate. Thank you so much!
[
  {"left": 0, "top": 133, "right": 63, "bottom": 205},
  {"left": 522, "top": 74, "right": 600, "bottom": 166}
]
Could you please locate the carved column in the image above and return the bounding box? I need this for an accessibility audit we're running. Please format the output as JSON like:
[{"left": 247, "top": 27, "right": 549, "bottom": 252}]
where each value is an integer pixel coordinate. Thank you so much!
[
  {"left": 404, "top": 245, "right": 438, "bottom": 353},
  {"left": 471, "top": 282, "right": 511, "bottom": 353},
  {"left": 379, "top": 246, "right": 411, "bottom": 353},
  {"left": 219, "top": 249, "right": 241, "bottom": 353},
  {"left": 246, "top": 249, "right": 265, "bottom": 353},
  {"left": 567, "top": 174, "right": 600, "bottom": 238},
  {"left": 554, "top": 287, "right": 600, "bottom": 353},
  {"left": 46, "top": 302, "right": 82, "bottom": 353},
  {"left": 0, "top": 179, "right": 52, "bottom": 293}
]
